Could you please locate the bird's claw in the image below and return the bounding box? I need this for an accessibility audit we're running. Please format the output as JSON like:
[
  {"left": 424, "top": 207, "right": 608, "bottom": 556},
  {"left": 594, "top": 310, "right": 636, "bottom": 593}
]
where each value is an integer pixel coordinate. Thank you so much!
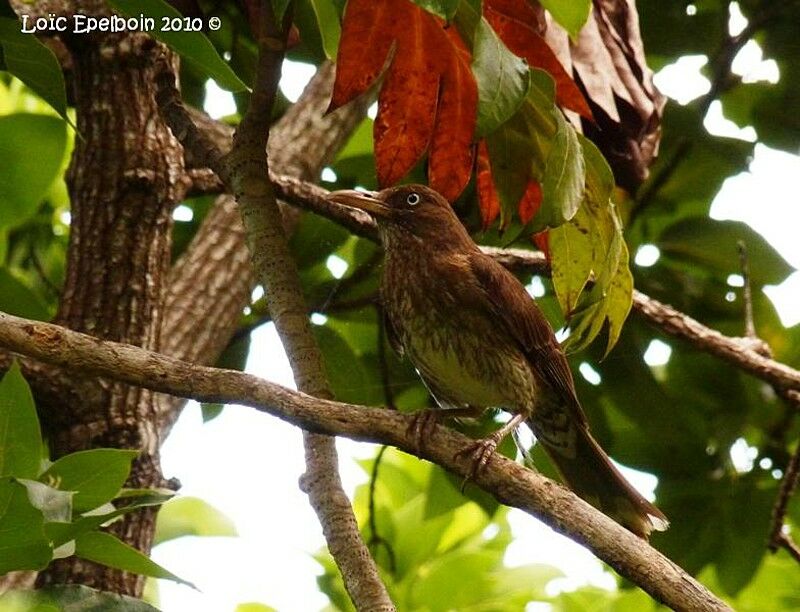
[
  {"left": 454, "top": 435, "right": 500, "bottom": 489},
  {"left": 407, "top": 409, "right": 439, "bottom": 452}
]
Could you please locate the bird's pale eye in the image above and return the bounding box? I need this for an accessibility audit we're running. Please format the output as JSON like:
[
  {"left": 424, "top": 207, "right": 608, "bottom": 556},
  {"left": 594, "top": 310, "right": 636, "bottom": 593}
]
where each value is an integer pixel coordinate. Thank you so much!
[{"left": 406, "top": 192, "right": 421, "bottom": 206}]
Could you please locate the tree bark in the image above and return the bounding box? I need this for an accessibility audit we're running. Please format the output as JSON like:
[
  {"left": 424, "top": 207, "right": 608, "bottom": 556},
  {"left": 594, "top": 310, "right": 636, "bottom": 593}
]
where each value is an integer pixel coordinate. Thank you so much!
[{"left": 31, "top": 31, "right": 185, "bottom": 596}]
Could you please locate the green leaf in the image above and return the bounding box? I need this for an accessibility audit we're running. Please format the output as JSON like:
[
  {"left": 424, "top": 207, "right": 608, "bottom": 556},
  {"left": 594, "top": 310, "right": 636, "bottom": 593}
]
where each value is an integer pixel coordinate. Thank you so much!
[
  {"left": 313, "top": 324, "right": 372, "bottom": 404},
  {"left": 154, "top": 496, "right": 237, "bottom": 545},
  {"left": 549, "top": 206, "right": 593, "bottom": 315},
  {"left": 272, "top": 0, "right": 292, "bottom": 21},
  {"left": 200, "top": 332, "right": 251, "bottom": 422},
  {"left": 0, "top": 585, "right": 162, "bottom": 611},
  {"left": 290, "top": 213, "right": 351, "bottom": 270},
  {"left": 0, "top": 362, "right": 43, "bottom": 479},
  {"left": 46, "top": 491, "right": 174, "bottom": 548},
  {"left": 217, "top": 329, "right": 252, "bottom": 374},
  {"left": 0, "top": 17, "right": 68, "bottom": 120},
  {"left": 236, "top": 604, "right": 278, "bottom": 612},
  {"left": 555, "top": 135, "right": 631, "bottom": 353},
  {"left": 75, "top": 531, "right": 196, "bottom": 587},
  {"left": 411, "top": 0, "right": 460, "bottom": 21},
  {"left": 472, "top": 18, "right": 531, "bottom": 137},
  {"left": 107, "top": 0, "right": 248, "bottom": 92},
  {"left": 309, "top": 0, "right": 341, "bottom": 60},
  {"left": 632, "top": 102, "right": 753, "bottom": 233},
  {"left": 201, "top": 403, "right": 224, "bottom": 422},
  {"left": 533, "top": 112, "right": 584, "bottom": 231},
  {"left": 0, "top": 113, "right": 67, "bottom": 230},
  {"left": 658, "top": 217, "right": 794, "bottom": 286},
  {"left": 539, "top": 0, "right": 591, "bottom": 39},
  {"left": 0, "top": 268, "right": 50, "bottom": 320},
  {"left": 0, "top": 478, "right": 52, "bottom": 572},
  {"left": 602, "top": 242, "right": 633, "bottom": 355},
  {"left": 424, "top": 465, "right": 498, "bottom": 519},
  {"left": 335, "top": 118, "right": 374, "bottom": 161},
  {"left": 484, "top": 115, "right": 537, "bottom": 225},
  {"left": 39, "top": 449, "right": 139, "bottom": 513},
  {"left": 715, "top": 479, "right": 775, "bottom": 595}
]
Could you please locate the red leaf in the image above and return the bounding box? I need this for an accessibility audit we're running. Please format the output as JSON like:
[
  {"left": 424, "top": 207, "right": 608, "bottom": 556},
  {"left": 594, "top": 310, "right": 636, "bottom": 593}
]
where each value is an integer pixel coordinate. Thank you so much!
[
  {"left": 517, "top": 179, "right": 542, "bottom": 224},
  {"left": 484, "top": 0, "right": 593, "bottom": 119},
  {"left": 533, "top": 231, "right": 550, "bottom": 258},
  {"left": 287, "top": 24, "right": 301, "bottom": 48},
  {"left": 476, "top": 140, "right": 500, "bottom": 229},
  {"left": 519, "top": 179, "right": 549, "bottom": 256},
  {"left": 331, "top": 0, "right": 477, "bottom": 200},
  {"left": 374, "top": 14, "right": 440, "bottom": 187},
  {"left": 428, "top": 26, "right": 478, "bottom": 200}
]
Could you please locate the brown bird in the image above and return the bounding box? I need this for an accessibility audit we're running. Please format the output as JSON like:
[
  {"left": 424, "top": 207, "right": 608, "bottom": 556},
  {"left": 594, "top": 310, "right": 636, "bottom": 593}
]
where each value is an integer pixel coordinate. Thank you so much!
[{"left": 327, "top": 184, "right": 668, "bottom": 538}]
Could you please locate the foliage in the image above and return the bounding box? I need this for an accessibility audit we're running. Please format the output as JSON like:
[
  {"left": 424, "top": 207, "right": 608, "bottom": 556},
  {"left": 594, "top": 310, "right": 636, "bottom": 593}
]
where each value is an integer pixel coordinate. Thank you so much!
[
  {"left": 315, "top": 449, "right": 563, "bottom": 611},
  {"left": 328, "top": 0, "right": 631, "bottom": 351},
  {"left": 0, "top": 363, "right": 186, "bottom": 583},
  {"left": 0, "top": 585, "right": 162, "bottom": 611},
  {"left": 0, "top": 0, "right": 799, "bottom": 610}
]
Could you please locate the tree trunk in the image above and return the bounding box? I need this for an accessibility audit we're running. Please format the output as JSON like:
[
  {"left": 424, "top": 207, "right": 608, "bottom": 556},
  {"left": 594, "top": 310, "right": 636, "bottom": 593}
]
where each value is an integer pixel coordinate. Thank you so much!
[{"left": 33, "top": 31, "right": 185, "bottom": 596}]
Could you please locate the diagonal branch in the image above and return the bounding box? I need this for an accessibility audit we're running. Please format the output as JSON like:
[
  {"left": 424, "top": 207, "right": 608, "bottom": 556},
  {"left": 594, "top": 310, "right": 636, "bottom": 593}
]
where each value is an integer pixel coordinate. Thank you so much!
[{"left": 0, "top": 310, "right": 731, "bottom": 612}]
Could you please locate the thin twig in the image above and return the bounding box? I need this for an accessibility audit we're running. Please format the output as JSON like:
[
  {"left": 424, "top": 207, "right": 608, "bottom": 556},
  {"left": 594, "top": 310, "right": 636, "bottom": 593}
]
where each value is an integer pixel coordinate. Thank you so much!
[
  {"left": 769, "top": 439, "right": 800, "bottom": 553},
  {"left": 699, "top": 3, "right": 784, "bottom": 117},
  {"left": 775, "top": 532, "right": 800, "bottom": 564},
  {"left": 738, "top": 241, "right": 758, "bottom": 341},
  {"left": 768, "top": 382, "right": 800, "bottom": 565},
  {"left": 26, "top": 246, "right": 61, "bottom": 299},
  {"left": 367, "top": 445, "right": 396, "bottom": 572}
]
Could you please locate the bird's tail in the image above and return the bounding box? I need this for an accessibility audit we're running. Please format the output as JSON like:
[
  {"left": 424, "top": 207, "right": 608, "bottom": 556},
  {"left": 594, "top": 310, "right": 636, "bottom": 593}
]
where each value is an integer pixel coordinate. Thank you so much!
[{"left": 526, "top": 418, "right": 668, "bottom": 539}]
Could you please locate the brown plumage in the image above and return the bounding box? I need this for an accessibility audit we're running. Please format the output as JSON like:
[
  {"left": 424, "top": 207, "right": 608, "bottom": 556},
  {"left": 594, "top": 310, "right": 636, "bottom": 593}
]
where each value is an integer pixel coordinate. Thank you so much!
[{"left": 326, "top": 184, "right": 668, "bottom": 538}]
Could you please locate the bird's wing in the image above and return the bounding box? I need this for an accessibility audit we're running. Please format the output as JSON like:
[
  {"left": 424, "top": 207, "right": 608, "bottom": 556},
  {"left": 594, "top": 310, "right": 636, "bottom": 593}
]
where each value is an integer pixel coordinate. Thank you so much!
[
  {"left": 381, "top": 303, "right": 404, "bottom": 357},
  {"left": 468, "top": 252, "right": 586, "bottom": 425}
]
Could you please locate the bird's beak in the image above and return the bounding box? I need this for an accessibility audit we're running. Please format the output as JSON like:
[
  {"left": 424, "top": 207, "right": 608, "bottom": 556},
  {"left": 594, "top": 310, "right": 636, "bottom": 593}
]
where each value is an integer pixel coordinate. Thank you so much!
[{"left": 325, "top": 189, "right": 390, "bottom": 219}]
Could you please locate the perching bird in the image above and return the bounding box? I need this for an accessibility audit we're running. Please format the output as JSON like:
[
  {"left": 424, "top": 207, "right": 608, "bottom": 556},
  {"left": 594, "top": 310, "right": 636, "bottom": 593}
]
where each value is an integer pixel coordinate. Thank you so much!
[{"left": 327, "top": 184, "right": 668, "bottom": 538}]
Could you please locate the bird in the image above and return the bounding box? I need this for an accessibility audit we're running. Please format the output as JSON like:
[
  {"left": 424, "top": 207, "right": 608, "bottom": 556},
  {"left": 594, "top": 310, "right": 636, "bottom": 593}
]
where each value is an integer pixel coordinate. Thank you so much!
[{"left": 326, "top": 183, "right": 668, "bottom": 538}]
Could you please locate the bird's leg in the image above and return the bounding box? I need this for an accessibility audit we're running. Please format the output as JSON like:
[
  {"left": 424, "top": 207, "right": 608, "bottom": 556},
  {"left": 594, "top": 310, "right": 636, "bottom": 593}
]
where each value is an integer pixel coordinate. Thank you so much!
[
  {"left": 455, "top": 412, "right": 528, "bottom": 480},
  {"left": 407, "top": 406, "right": 485, "bottom": 452}
]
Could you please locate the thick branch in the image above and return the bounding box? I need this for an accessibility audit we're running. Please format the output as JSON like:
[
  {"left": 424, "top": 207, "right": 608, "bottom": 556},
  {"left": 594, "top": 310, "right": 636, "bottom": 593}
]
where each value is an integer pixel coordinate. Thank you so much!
[{"left": 0, "top": 311, "right": 730, "bottom": 612}]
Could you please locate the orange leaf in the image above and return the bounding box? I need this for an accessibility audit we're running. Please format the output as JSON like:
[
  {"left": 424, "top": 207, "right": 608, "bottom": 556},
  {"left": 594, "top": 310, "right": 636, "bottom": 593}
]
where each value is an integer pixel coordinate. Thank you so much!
[
  {"left": 476, "top": 140, "right": 500, "bottom": 229},
  {"left": 428, "top": 26, "right": 478, "bottom": 200},
  {"left": 329, "top": 0, "right": 397, "bottom": 110},
  {"left": 331, "top": 0, "right": 477, "bottom": 200},
  {"left": 484, "top": 0, "right": 593, "bottom": 119}
]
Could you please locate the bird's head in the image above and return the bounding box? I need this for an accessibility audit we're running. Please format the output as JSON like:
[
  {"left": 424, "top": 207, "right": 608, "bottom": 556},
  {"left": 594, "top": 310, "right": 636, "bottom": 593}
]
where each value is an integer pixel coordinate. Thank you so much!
[{"left": 326, "top": 184, "right": 472, "bottom": 248}]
